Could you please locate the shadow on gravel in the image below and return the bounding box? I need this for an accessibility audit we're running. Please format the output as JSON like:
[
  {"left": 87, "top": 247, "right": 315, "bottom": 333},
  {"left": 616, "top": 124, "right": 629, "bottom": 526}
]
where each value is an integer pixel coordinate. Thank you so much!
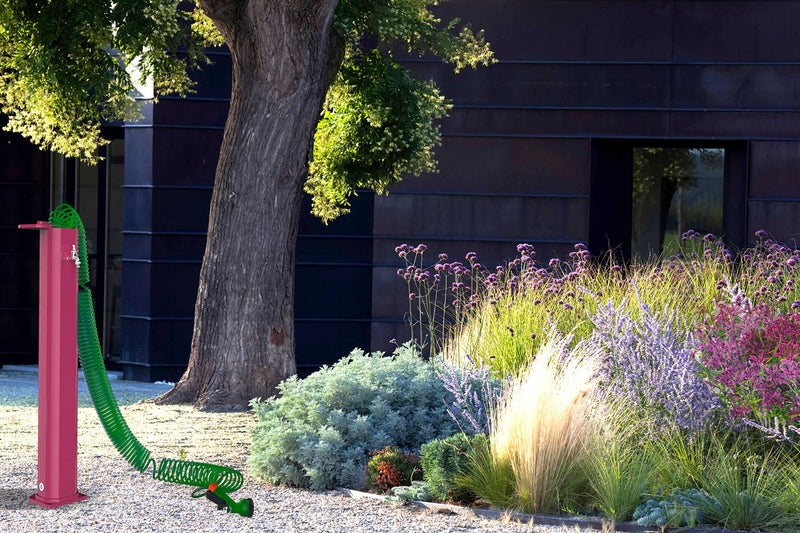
[{"left": 0, "top": 489, "right": 47, "bottom": 510}]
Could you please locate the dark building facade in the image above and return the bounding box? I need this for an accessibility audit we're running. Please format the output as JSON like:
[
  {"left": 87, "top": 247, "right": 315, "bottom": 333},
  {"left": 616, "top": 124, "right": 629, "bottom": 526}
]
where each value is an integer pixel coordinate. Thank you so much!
[{"left": 4, "top": 0, "right": 800, "bottom": 380}]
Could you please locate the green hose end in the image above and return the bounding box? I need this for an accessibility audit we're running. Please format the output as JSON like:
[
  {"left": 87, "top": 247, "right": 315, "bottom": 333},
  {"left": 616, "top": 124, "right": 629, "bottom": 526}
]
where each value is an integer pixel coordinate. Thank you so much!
[{"left": 205, "top": 485, "right": 254, "bottom": 518}]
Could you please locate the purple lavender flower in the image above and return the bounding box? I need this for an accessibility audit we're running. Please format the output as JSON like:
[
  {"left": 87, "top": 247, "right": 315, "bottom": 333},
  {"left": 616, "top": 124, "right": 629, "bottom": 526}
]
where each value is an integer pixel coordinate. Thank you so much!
[
  {"left": 436, "top": 355, "right": 503, "bottom": 435},
  {"left": 549, "top": 258, "right": 560, "bottom": 267},
  {"left": 793, "top": 301, "right": 800, "bottom": 311},
  {"left": 755, "top": 230, "right": 769, "bottom": 239},
  {"left": 581, "top": 294, "right": 723, "bottom": 433}
]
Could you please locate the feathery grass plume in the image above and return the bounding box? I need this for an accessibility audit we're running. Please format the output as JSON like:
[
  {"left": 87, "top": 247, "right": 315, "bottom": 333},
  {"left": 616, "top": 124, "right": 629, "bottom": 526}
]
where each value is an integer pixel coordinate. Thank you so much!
[{"left": 489, "top": 337, "right": 598, "bottom": 514}]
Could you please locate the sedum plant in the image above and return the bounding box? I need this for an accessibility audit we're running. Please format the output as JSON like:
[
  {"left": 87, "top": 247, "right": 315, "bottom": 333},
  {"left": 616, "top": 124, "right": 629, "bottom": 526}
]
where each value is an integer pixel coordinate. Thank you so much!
[{"left": 248, "top": 344, "right": 458, "bottom": 490}]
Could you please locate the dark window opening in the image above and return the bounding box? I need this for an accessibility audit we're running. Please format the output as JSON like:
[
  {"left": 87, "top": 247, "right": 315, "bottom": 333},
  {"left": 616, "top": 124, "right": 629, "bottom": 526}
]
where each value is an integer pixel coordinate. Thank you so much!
[
  {"left": 631, "top": 147, "right": 725, "bottom": 260},
  {"left": 50, "top": 132, "right": 124, "bottom": 364},
  {"left": 589, "top": 140, "right": 747, "bottom": 263}
]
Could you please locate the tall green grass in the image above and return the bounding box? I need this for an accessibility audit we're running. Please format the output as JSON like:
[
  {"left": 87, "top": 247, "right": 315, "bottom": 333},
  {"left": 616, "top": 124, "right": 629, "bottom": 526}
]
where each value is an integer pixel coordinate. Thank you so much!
[
  {"left": 647, "top": 428, "right": 800, "bottom": 531},
  {"left": 444, "top": 251, "right": 732, "bottom": 377},
  {"left": 584, "top": 403, "right": 655, "bottom": 522},
  {"left": 421, "top": 235, "right": 800, "bottom": 378}
]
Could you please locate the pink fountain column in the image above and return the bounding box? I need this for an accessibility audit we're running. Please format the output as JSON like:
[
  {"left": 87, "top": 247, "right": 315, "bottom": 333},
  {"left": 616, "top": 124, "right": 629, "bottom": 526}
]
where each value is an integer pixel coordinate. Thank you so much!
[{"left": 19, "top": 221, "right": 87, "bottom": 508}]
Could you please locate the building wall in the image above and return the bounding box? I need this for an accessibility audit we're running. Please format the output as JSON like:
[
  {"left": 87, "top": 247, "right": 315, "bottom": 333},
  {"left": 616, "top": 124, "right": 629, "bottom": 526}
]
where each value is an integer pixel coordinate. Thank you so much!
[
  {"left": 0, "top": 129, "right": 48, "bottom": 365},
  {"left": 115, "top": 0, "right": 800, "bottom": 378}
]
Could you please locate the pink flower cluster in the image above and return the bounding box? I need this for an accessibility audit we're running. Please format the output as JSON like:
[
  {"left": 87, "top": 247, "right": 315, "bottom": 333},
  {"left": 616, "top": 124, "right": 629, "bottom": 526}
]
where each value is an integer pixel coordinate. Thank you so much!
[{"left": 695, "top": 301, "right": 800, "bottom": 424}]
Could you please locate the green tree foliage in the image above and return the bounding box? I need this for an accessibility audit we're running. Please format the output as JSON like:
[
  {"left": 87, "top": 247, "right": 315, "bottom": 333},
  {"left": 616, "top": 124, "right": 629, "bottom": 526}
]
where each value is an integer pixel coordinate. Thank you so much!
[
  {"left": 307, "top": 0, "right": 494, "bottom": 221},
  {"left": 0, "top": 0, "right": 493, "bottom": 221},
  {"left": 0, "top": 0, "right": 207, "bottom": 160}
]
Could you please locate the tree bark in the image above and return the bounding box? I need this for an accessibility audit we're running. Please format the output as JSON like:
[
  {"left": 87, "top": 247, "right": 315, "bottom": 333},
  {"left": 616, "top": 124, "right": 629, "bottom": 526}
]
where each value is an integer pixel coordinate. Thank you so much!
[{"left": 156, "top": 0, "right": 343, "bottom": 410}]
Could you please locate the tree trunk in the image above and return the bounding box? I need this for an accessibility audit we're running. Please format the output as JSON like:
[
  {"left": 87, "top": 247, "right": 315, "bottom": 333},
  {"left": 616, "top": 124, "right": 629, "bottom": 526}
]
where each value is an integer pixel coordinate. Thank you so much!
[{"left": 156, "top": 0, "right": 343, "bottom": 410}]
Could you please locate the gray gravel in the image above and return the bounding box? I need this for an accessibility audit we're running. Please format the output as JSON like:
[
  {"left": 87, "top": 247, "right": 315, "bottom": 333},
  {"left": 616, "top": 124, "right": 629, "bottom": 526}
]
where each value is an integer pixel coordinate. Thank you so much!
[{"left": 0, "top": 368, "right": 585, "bottom": 533}]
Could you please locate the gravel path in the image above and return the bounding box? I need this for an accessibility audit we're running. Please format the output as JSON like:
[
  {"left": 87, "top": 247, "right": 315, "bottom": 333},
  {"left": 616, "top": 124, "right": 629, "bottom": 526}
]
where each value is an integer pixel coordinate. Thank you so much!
[{"left": 0, "top": 370, "right": 585, "bottom": 533}]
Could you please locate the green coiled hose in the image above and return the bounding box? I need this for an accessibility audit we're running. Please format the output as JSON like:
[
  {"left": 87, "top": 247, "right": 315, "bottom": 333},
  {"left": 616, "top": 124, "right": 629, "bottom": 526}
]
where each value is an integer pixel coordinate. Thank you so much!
[{"left": 50, "top": 204, "right": 245, "bottom": 495}]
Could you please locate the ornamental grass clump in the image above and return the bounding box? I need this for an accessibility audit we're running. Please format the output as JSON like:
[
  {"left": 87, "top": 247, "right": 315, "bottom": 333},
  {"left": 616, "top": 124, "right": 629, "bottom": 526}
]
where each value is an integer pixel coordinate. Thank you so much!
[
  {"left": 480, "top": 339, "right": 598, "bottom": 514},
  {"left": 248, "top": 344, "right": 458, "bottom": 490},
  {"left": 397, "top": 232, "right": 742, "bottom": 378},
  {"left": 584, "top": 402, "right": 655, "bottom": 522}
]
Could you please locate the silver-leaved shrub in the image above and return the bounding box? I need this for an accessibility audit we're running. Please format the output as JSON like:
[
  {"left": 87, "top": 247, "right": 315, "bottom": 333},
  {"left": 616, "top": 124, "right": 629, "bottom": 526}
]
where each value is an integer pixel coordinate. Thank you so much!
[{"left": 247, "top": 344, "right": 459, "bottom": 490}]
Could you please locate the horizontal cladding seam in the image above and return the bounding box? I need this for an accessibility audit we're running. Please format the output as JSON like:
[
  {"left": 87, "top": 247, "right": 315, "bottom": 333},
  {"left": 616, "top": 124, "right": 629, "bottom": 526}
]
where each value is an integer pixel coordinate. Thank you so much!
[
  {"left": 119, "top": 124, "right": 800, "bottom": 141},
  {"left": 120, "top": 315, "right": 403, "bottom": 324},
  {"left": 120, "top": 233, "right": 583, "bottom": 242},
  {"left": 120, "top": 186, "right": 589, "bottom": 198},
  {"left": 159, "top": 57, "right": 800, "bottom": 67}
]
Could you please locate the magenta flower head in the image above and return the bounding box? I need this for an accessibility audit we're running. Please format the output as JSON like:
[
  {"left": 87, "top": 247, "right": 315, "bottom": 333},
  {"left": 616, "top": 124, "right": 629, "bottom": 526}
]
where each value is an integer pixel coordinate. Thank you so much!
[
  {"left": 395, "top": 244, "right": 409, "bottom": 254},
  {"left": 465, "top": 251, "right": 477, "bottom": 262},
  {"left": 755, "top": 230, "right": 769, "bottom": 239},
  {"left": 409, "top": 293, "right": 416, "bottom": 300},
  {"left": 396, "top": 268, "right": 404, "bottom": 277},
  {"left": 548, "top": 258, "right": 560, "bottom": 267},
  {"left": 413, "top": 244, "right": 427, "bottom": 254},
  {"left": 702, "top": 233, "right": 716, "bottom": 242},
  {"left": 792, "top": 301, "right": 800, "bottom": 311},
  {"left": 438, "top": 253, "right": 448, "bottom": 261},
  {"left": 611, "top": 265, "right": 622, "bottom": 272},
  {"left": 788, "top": 257, "right": 798, "bottom": 267}
]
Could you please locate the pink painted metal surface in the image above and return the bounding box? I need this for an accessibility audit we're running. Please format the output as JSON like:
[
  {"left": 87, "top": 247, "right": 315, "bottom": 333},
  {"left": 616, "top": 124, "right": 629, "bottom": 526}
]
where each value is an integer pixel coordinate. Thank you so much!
[{"left": 19, "top": 222, "right": 87, "bottom": 508}]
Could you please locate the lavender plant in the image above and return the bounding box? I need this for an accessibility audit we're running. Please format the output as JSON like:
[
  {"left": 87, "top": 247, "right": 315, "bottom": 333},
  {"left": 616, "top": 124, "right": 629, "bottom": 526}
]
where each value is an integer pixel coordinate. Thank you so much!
[
  {"left": 435, "top": 354, "right": 503, "bottom": 435},
  {"left": 580, "top": 290, "right": 723, "bottom": 433}
]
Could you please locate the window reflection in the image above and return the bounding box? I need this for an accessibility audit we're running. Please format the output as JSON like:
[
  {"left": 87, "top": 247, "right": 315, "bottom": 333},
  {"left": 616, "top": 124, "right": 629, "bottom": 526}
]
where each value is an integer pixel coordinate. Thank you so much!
[{"left": 631, "top": 148, "right": 724, "bottom": 260}]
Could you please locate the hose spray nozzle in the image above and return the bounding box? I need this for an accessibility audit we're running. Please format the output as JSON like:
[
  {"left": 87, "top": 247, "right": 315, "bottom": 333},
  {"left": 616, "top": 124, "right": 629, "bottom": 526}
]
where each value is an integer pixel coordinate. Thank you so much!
[{"left": 204, "top": 483, "right": 254, "bottom": 518}]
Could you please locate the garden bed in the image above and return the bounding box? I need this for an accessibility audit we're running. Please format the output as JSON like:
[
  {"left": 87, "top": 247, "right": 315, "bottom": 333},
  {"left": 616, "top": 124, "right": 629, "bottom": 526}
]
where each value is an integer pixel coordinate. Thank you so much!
[{"left": 337, "top": 488, "right": 753, "bottom": 533}]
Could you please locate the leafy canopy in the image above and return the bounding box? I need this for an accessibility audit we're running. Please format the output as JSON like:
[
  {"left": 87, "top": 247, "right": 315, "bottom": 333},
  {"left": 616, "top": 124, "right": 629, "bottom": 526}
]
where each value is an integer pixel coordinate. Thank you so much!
[
  {"left": 0, "top": 0, "right": 208, "bottom": 160},
  {"left": 0, "top": 0, "right": 493, "bottom": 220}
]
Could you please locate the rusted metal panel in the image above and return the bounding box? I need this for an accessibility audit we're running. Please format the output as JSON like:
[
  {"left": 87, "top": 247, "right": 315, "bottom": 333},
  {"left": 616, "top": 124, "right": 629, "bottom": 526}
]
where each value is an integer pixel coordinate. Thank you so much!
[
  {"left": 373, "top": 194, "right": 588, "bottom": 242},
  {"left": 674, "top": 1, "right": 800, "bottom": 62},
  {"left": 390, "top": 137, "right": 590, "bottom": 195},
  {"left": 672, "top": 65, "right": 800, "bottom": 110},
  {"left": 749, "top": 141, "right": 800, "bottom": 198},
  {"left": 748, "top": 200, "right": 800, "bottom": 245},
  {"left": 404, "top": 62, "right": 672, "bottom": 109},
  {"left": 432, "top": 0, "right": 674, "bottom": 62},
  {"left": 443, "top": 108, "right": 672, "bottom": 138}
]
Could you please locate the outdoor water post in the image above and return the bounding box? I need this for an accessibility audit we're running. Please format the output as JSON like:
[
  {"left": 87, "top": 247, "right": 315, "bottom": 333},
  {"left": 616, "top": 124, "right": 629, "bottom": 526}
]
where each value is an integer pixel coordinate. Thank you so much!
[{"left": 19, "top": 220, "right": 87, "bottom": 508}]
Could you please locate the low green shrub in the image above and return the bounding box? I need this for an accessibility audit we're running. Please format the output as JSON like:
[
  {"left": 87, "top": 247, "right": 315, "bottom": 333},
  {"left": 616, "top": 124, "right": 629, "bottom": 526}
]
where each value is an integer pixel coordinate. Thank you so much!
[
  {"left": 366, "top": 446, "right": 420, "bottom": 493},
  {"left": 420, "top": 433, "right": 486, "bottom": 503},
  {"left": 247, "top": 344, "right": 459, "bottom": 490}
]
